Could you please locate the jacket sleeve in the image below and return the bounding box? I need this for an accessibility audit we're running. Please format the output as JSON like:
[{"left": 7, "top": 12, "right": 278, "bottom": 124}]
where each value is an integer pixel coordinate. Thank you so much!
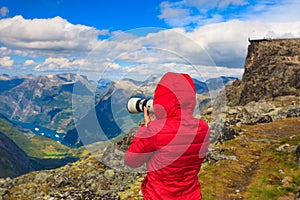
[{"left": 124, "top": 125, "right": 156, "bottom": 168}]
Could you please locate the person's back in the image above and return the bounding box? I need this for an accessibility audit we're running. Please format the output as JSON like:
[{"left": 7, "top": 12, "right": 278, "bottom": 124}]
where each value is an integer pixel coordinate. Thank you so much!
[{"left": 125, "top": 72, "right": 210, "bottom": 200}]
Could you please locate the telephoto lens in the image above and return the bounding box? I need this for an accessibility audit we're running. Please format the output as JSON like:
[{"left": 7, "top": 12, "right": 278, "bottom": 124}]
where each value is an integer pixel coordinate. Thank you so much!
[{"left": 127, "top": 97, "right": 154, "bottom": 113}]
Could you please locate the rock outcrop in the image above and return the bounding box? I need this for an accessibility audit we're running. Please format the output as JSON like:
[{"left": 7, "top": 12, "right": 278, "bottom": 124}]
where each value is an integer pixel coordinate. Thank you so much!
[
  {"left": 226, "top": 38, "right": 300, "bottom": 106},
  {"left": 207, "top": 38, "right": 300, "bottom": 144}
]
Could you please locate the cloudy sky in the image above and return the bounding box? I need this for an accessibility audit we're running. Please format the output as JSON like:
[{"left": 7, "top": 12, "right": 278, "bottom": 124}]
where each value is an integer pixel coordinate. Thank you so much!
[{"left": 0, "top": 0, "right": 300, "bottom": 81}]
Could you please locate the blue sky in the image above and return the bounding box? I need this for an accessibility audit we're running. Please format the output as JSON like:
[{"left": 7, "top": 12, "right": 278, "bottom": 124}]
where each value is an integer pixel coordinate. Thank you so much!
[
  {"left": 1, "top": 0, "right": 167, "bottom": 30},
  {"left": 1, "top": 0, "right": 300, "bottom": 80}
]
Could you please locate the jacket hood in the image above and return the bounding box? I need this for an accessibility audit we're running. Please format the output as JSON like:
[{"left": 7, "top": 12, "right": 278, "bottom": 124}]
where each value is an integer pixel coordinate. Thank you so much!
[{"left": 153, "top": 72, "right": 196, "bottom": 119}]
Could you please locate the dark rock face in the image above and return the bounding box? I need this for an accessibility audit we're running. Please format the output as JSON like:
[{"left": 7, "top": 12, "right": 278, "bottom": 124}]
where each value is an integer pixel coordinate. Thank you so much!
[
  {"left": 296, "top": 144, "right": 300, "bottom": 164},
  {"left": 287, "top": 108, "right": 300, "bottom": 118},
  {"left": 226, "top": 39, "right": 300, "bottom": 106},
  {"left": 295, "top": 190, "right": 300, "bottom": 200},
  {"left": 0, "top": 131, "right": 33, "bottom": 178},
  {"left": 244, "top": 115, "right": 273, "bottom": 125},
  {"left": 217, "top": 124, "right": 239, "bottom": 143}
]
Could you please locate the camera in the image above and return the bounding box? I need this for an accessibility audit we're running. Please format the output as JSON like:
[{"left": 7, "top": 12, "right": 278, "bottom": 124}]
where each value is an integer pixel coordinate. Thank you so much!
[{"left": 127, "top": 97, "right": 154, "bottom": 114}]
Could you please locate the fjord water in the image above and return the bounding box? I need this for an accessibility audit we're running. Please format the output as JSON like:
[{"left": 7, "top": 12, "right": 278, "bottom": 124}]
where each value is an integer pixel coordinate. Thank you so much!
[{"left": 12, "top": 120, "right": 71, "bottom": 146}]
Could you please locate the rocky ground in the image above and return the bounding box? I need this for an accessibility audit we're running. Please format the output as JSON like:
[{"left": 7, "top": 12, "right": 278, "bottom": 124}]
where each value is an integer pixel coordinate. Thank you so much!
[
  {"left": 119, "top": 117, "right": 300, "bottom": 200},
  {"left": 201, "top": 117, "right": 300, "bottom": 200},
  {"left": 0, "top": 127, "right": 143, "bottom": 200},
  {"left": 0, "top": 95, "right": 299, "bottom": 199},
  {"left": 0, "top": 154, "right": 143, "bottom": 200}
]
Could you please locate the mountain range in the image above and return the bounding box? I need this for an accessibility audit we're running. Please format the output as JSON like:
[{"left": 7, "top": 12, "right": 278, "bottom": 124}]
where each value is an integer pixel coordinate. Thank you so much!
[
  {"left": 0, "top": 73, "right": 235, "bottom": 147},
  {"left": 0, "top": 72, "right": 235, "bottom": 178},
  {"left": 65, "top": 74, "right": 236, "bottom": 146},
  {"left": 0, "top": 73, "right": 95, "bottom": 134}
]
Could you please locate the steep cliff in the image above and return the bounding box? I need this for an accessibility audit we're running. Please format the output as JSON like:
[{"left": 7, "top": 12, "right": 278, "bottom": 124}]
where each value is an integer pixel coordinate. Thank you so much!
[{"left": 227, "top": 38, "right": 300, "bottom": 106}]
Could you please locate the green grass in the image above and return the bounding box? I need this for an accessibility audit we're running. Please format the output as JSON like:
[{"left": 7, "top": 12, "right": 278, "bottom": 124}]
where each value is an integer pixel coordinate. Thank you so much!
[
  {"left": 244, "top": 145, "right": 300, "bottom": 199},
  {"left": 0, "top": 117, "right": 88, "bottom": 164},
  {"left": 198, "top": 118, "right": 300, "bottom": 199},
  {"left": 0, "top": 118, "right": 34, "bottom": 155}
]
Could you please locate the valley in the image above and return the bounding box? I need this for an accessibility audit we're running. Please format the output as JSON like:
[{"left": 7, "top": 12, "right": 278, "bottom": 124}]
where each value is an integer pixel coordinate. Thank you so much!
[{"left": 0, "top": 38, "right": 299, "bottom": 199}]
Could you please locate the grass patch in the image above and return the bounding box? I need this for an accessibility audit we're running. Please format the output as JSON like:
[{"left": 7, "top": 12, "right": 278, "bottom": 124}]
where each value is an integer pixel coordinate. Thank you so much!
[{"left": 200, "top": 118, "right": 300, "bottom": 199}]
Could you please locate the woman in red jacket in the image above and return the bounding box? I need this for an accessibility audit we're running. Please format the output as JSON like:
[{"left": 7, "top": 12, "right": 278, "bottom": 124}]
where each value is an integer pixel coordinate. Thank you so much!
[{"left": 125, "top": 72, "right": 210, "bottom": 200}]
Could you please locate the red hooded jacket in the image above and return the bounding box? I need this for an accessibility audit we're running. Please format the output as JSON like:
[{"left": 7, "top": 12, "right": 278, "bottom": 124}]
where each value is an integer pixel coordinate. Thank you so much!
[{"left": 125, "top": 72, "right": 210, "bottom": 200}]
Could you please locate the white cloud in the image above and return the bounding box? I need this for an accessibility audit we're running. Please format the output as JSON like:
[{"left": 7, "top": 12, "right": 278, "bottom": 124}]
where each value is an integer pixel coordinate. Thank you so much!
[
  {"left": 217, "top": 0, "right": 248, "bottom": 9},
  {"left": 197, "top": 65, "right": 244, "bottom": 80},
  {"left": 0, "top": 6, "right": 9, "bottom": 17},
  {"left": 35, "top": 57, "right": 91, "bottom": 71},
  {"left": 0, "top": 56, "right": 14, "bottom": 67},
  {"left": 158, "top": 1, "right": 203, "bottom": 27},
  {"left": 83, "top": 20, "right": 300, "bottom": 78},
  {"left": 89, "top": 28, "right": 214, "bottom": 67},
  {"left": 158, "top": 0, "right": 249, "bottom": 27},
  {"left": 44, "top": 57, "right": 69, "bottom": 66},
  {"left": 3, "top": 18, "right": 298, "bottom": 80},
  {"left": 96, "top": 61, "right": 244, "bottom": 81},
  {"left": 186, "top": 20, "right": 300, "bottom": 68},
  {"left": 184, "top": 0, "right": 248, "bottom": 10},
  {"left": 95, "top": 25, "right": 245, "bottom": 68},
  {"left": 159, "top": 1, "right": 190, "bottom": 19},
  {"left": 24, "top": 59, "right": 36, "bottom": 66},
  {"left": 103, "top": 61, "right": 120, "bottom": 70},
  {"left": 0, "top": 15, "right": 108, "bottom": 52},
  {"left": 158, "top": 0, "right": 300, "bottom": 28},
  {"left": 1, "top": 2, "right": 300, "bottom": 81},
  {"left": 245, "top": 0, "right": 300, "bottom": 23},
  {"left": 0, "top": 45, "right": 39, "bottom": 58},
  {"left": 0, "top": 46, "right": 11, "bottom": 56}
]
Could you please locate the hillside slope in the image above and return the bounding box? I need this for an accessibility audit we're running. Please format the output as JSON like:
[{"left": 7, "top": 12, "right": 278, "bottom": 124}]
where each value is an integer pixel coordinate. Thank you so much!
[
  {"left": 0, "top": 131, "right": 33, "bottom": 178},
  {"left": 0, "top": 117, "right": 87, "bottom": 172}
]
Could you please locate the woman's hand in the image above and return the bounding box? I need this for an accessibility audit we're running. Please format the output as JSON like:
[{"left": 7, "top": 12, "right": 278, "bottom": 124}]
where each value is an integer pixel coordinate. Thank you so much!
[{"left": 143, "top": 106, "right": 151, "bottom": 127}]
